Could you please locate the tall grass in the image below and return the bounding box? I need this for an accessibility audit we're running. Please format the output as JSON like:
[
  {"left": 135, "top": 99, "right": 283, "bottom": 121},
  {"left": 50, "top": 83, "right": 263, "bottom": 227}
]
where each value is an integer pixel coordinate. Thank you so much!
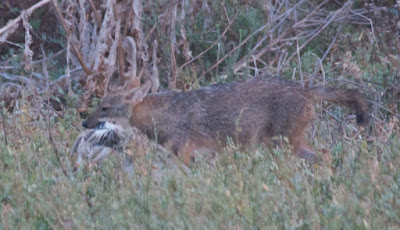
[{"left": 1, "top": 106, "right": 399, "bottom": 229}]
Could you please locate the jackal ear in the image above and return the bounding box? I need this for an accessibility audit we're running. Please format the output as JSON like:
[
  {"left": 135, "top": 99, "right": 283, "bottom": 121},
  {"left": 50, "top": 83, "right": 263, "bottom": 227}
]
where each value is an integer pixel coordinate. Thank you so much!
[{"left": 124, "top": 81, "right": 152, "bottom": 104}]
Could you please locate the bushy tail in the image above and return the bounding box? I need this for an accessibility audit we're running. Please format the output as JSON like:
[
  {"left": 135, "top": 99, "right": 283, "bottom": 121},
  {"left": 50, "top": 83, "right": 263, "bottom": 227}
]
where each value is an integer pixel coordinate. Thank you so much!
[{"left": 309, "top": 88, "right": 370, "bottom": 125}]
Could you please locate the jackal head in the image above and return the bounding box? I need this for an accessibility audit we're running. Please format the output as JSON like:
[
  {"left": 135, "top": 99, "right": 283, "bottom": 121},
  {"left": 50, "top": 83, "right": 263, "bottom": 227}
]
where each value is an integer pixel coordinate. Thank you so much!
[{"left": 82, "top": 81, "right": 151, "bottom": 129}]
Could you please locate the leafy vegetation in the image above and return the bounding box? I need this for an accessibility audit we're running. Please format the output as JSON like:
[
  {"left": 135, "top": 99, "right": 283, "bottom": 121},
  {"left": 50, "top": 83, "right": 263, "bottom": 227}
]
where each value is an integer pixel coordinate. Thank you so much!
[{"left": 1, "top": 108, "right": 399, "bottom": 228}]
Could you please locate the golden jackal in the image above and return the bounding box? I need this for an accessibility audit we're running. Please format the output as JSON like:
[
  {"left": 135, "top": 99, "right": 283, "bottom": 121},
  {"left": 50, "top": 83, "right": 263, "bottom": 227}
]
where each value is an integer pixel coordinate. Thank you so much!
[{"left": 82, "top": 77, "right": 369, "bottom": 165}]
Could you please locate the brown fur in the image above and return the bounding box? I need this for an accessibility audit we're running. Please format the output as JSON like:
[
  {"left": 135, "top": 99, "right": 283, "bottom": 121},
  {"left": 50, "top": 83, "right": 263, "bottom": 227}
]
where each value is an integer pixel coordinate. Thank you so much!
[{"left": 83, "top": 77, "right": 369, "bottom": 164}]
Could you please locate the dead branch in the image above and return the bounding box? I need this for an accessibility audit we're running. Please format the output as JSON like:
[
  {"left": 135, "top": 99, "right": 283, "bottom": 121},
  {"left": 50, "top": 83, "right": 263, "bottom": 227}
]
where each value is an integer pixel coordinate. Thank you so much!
[
  {"left": 122, "top": 36, "right": 138, "bottom": 82},
  {"left": 88, "top": 0, "right": 102, "bottom": 27},
  {"left": 122, "top": 36, "right": 140, "bottom": 90},
  {"left": 169, "top": 2, "right": 178, "bottom": 89},
  {"left": 286, "top": 1, "right": 353, "bottom": 63},
  {"left": 1, "top": 108, "right": 8, "bottom": 146},
  {"left": 0, "top": 73, "right": 39, "bottom": 88},
  {"left": 39, "top": 107, "right": 68, "bottom": 177},
  {"left": 150, "top": 40, "right": 160, "bottom": 93},
  {"left": 50, "top": 0, "right": 91, "bottom": 75},
  {"left": 310, "top": 21, "right": 344, "bottom": 87},
  {"left": 0, "top": 0, "right": 51, "bottom": 38},
  {"left": 180, "top": 13, "right": 238, "bottom": 70},
  {"left": 296, "top": 40, "right": 304, "bottom": 88},
  {"left": 21, "top": 11, "right": 33, "bottom": 72},
  {"left": 200, "top": 23, "right": 271, "bottom": 79}
]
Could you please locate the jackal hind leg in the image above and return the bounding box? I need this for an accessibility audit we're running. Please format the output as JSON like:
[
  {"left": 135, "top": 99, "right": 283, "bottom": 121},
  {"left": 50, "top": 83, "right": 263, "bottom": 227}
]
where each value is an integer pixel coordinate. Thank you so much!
[
  {"left": 177, "top": 138, "right": 220, "bottom": 166},
  {"left": 293, "top": 142, "right": 317, "bottom": 162},
  {"left": 291, "top": 104, "right": 318, "bottom": 162},
  {"left": 162, "top": 138, "right": 195, "bottom": 166},
  {"left": 177, "top": 140, "right": 200, "bottom": 166}
]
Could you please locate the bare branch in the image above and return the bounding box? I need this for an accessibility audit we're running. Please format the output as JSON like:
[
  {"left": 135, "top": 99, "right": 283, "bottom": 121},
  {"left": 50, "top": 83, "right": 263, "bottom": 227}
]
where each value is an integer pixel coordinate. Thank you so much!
[
  {"left": 150, "top": 40, "right": 160, "bottom": 93},
  {"left": 180, "top": 13, "right": 238, "bottom": 70},
  {"left": 0, "top": 0, "right": 51, "bottom": 37},
  {"left": 88, "top": 0, "right": 102, "bottom": 27},
  {"left": 50, "top": 0, "right": 91, "bottom": 75},
  {"left": 169, "top": 2, "right": 178, "bottom": 89},
  {"left": 21, "top": 11, "right": 33, "bottom": 72},
  {"left": 287, "top": 0, "right": 353, "bottom": 62}
]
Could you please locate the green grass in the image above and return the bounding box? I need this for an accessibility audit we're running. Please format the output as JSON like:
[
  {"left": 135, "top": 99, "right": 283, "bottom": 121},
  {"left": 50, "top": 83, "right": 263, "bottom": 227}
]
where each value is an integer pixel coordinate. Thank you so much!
[{"left": 1, "top": 108, "right": 399, "bottom": 229}]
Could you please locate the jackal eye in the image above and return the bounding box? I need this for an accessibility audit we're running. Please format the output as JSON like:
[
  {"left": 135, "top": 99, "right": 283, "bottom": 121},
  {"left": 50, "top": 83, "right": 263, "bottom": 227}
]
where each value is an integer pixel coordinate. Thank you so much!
[{"left": 101, "top": 107, "right": 109, "bottom": 112}]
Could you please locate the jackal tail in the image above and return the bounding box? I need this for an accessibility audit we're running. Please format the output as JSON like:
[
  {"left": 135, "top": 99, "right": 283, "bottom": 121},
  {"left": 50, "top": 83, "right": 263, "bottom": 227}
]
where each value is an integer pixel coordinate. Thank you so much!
[{"left": 309, "top": 88, "right": 369, "bottom": 125}]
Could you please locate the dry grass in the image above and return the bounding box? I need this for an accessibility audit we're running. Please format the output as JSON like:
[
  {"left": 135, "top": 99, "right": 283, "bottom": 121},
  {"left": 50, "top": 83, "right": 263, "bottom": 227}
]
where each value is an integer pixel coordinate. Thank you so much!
[{"left": 0, "top": 106, "right": 399, "bottom": 228}]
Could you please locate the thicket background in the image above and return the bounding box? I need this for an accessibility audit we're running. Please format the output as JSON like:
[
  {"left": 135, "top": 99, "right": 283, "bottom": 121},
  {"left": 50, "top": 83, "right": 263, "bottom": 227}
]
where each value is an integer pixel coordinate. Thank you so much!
[{"left": 0, "top": 0, "right": 399, "bottom": 229}]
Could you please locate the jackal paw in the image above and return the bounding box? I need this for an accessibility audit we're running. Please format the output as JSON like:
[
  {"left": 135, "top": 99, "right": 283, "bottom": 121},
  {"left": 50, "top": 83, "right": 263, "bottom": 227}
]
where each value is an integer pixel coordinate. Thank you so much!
[{"left": 297, "top": 149, "right": 317, "bottom": 162}]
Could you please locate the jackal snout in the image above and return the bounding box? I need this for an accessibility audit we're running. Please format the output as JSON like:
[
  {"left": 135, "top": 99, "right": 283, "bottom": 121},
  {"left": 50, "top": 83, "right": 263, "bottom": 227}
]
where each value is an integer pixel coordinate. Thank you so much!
[
  {"left": 82, "top": 116, "right": 106, "bottom": 129},
  {"left": 82, "top": 120, "right": 90, "bottom": 129},
  {"left": 82, "top": 121, "right": 105, "bottom": 129}
]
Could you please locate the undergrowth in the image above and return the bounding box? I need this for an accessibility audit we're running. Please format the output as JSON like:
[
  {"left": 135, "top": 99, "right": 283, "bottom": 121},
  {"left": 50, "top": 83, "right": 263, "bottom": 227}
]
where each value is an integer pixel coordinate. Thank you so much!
[{"left": 0, "top": 105, "right": 399, "bottom": 229}]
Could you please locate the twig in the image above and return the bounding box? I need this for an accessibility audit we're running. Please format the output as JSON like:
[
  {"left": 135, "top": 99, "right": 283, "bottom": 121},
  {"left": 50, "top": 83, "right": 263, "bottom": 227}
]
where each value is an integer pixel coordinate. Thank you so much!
[
  {"left": 0, "top": 66, "right": 17, "bottom": 70},
  {"left": 225, "top": 31, "right": 288, "bottom": 78},
  {"left": 310, "top": 21, "right": 344, "bottom": 87},
  {"left": 292, "top": 68, "right": 297, "bottom": 81},
  {"left": 287, "top": 1, "right": 353, "bottom": 62},
  {"left": 0, "top": 73, "right": 39, "bottom": 88},
  {"left": 296, "top": 40, "right": 304, "bottom": 88},
  {"left": 50, "top": 0, "right": 91, "bottom": 75},
  {"left": 222, "top": 2, "right": 231, "bottom": 24},
  {"left": 169, "top": 3, "right": 178, "bottom": 89},
  {"left": 293, "top": 0, "right": 329, "bottom": 28},
  {"left": 143, "top": 24, "right": 157, "bottom": 42},
  {"left": 33, "top": 49, "right": 65, "bottom": 65},
  {"left": 150, "top": 40, "right": 160, "bottom": 93},
  {"left": 322, "top": 108, "right": 346, "bottom": 125},
  {"left": 343, "top": 129, "right": 362, "bottom": 141},
  {"left": 2, "top": 40, "right": 23, "bottom": 48},
  {"left": 252, "top": 55, "right": 259, "bottom": 77},
  {"left": 0, "top": 0, "right": 51, "bottom": 35},
  {"left": 88, "top": 0, "right": 102, "bottom": 27},
  {"left": 200, "top": 23, "right": 271, "bottom": 79},
  {"left": 169, "top": 42, "right": 177, "bottom": 89},
  {"left": 333, "top": 0, "right": 376, "bottom": 40},
  {"left": 368, "top": 100, "right": 400, "bottom": 119},
  {"left": 40, "top": 45, "right": 50, "bottom": 81},
  {"left": 320, "top": 59, "right": 326, "bottom": 86},
  {"left": 180, "top": 13, "right": 238, "bottom": 70},
  {"left": 39, "top": 104, "right": 68, "bottom": 177},
  {"left": 251, "top": 0, "right": 307, "bottom": 53},
  {"left": 294, "top": 5, "right": 303, "bottom": 88},
  {"left": 276, "top": 50, "right": 287, "bottom": 75},
  {"left": 0, "top": 49, "right": 66, "bottom": 70},
  {"left": 349, "top": 9, "right": 376, "bottom": 41},
  {"left": 1, "top": 108, "right": 8, "bottom": 146},
  {"left": 123, "top": 7, "right": 134, "bottom": 37}
]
